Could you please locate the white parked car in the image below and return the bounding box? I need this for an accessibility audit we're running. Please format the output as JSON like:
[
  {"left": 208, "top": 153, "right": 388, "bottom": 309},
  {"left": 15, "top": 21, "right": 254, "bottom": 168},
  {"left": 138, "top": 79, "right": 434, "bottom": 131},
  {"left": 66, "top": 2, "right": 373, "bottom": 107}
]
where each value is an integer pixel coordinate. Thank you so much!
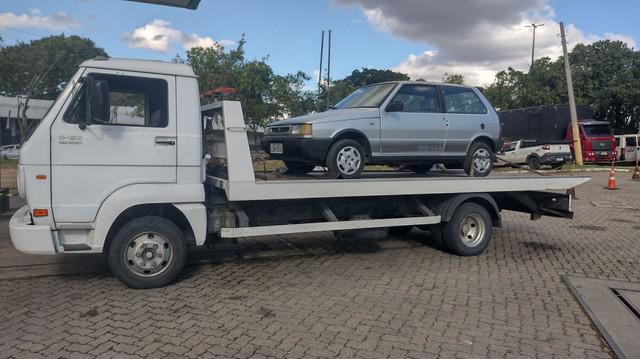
[
  {"left": 615, "top": 134, "right": 638, "bottom": 162},
  {"left": 0, "top": 144, "right": 20, "bottom": 160},
  {"left": 498, "top": 140, "right": 571, "bottom": 170}
]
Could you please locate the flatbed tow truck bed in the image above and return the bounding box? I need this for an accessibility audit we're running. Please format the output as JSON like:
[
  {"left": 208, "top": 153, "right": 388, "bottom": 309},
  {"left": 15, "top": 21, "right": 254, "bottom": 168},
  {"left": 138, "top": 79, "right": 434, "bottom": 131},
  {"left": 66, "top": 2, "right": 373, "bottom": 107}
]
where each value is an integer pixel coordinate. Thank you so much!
[{"left": 204, "top": 101, "right": 589, "bottom": 241}]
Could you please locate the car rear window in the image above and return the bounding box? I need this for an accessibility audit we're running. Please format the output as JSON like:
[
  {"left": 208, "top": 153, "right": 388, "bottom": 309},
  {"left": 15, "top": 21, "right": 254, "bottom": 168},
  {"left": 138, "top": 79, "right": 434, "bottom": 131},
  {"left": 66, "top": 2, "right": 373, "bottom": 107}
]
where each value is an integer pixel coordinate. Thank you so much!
[{"left": 441, "top": 86, "right": 487, "bottom": 114}]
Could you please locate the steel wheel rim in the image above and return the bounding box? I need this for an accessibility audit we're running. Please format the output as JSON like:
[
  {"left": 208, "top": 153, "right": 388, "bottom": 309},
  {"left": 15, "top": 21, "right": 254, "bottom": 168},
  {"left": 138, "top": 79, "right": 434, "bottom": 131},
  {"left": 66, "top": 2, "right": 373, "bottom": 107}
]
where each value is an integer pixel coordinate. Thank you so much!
[
  {"left": 459, "top": 213, "right": 486, "bottom": 247},
  {"left": 336, "top": 146, "right": 362, "bottom": 175},
  {"left": 473, "top": 148, "right": 491, "bottom": 173},
  {"left": 124, "top": 232, "right": 173, "bottom": 277}
]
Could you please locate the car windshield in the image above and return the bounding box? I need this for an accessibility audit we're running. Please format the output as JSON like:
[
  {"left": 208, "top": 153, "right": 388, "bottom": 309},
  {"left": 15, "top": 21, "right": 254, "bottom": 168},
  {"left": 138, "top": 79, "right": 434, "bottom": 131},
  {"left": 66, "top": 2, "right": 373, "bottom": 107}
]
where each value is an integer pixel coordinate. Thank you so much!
[
  {"left": 333, "top": 83, "right": 397, "bottom": 109},
  {"left": 583, "top": 125, "right": 611, "bottom": 136}
]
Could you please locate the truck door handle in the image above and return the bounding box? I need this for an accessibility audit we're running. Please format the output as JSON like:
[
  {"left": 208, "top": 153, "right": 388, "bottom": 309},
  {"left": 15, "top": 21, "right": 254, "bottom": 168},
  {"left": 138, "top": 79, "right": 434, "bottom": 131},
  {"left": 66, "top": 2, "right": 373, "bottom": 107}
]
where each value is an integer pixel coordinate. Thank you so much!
[{"left": 155, "top": 137, "right": 176, "bottom": 145}]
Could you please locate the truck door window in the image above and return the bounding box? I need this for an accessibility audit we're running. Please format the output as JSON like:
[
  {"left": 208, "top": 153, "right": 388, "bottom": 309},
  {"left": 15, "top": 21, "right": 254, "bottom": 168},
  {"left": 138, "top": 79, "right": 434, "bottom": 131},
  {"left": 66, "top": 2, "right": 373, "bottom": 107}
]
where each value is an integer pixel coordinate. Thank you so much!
[
  {"left": 63, "top": 74, "right": 168, "bottom": 128},
  {"left": 442, "top": 86, "right": 487, "bottom": 114},
  {"left": 626, "top": 137, "right": 637, "bottom": 147},
  {"left": 389, "top": 85, "right": 439, "bottom": 113}
]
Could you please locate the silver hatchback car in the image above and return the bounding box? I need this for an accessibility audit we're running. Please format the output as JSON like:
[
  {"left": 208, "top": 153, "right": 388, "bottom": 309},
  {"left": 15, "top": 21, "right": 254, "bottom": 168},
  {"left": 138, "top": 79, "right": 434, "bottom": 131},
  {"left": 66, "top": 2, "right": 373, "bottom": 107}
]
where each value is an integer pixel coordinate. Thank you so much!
[{"left": 262, "top": 81, "right": 500, "bottom": 178}]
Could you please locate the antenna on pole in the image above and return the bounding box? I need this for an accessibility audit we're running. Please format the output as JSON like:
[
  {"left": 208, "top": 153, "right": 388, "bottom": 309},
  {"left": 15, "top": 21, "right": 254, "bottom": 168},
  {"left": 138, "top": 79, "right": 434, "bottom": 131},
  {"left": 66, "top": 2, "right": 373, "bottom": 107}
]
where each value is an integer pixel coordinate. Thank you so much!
[
  {"left": 317, "top": 31, "right": 325, "bottom": 112},
  {"left": 525, "top": 23, "right": 544, "bottom": 67},
  {"left": 326, "top": 30, "right": 332, "bottom": 110}
]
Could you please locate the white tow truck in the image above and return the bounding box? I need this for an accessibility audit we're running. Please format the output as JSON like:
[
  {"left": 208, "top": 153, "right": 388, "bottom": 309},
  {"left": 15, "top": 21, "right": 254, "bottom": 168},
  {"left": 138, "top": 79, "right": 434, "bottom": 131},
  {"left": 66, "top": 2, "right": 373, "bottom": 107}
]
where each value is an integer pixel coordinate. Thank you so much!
[{"left": 10, "top": 58, "right": 589, "bottom": 288}]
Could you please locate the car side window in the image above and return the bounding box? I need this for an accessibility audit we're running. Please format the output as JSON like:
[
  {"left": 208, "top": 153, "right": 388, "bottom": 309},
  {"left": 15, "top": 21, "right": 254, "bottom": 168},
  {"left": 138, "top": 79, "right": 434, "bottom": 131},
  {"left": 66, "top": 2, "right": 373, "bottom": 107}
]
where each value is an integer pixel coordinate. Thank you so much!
[
  {"left": 390, "top": 85, "right": 440, "bottom": 113},
  {"left": 442, "top": 86, "right": 487, "bottom": 114},
  {"left": 626, "top": 137, "right": 637, "bottom": 147},
  {"left": 64, "top": 74, "right": 168, "bottom": 128}
]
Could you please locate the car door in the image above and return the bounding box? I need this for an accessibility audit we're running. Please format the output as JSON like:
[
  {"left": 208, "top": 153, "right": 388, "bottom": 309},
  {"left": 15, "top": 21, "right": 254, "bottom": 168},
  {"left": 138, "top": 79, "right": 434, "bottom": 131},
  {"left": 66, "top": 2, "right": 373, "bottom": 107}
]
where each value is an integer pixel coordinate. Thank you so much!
[
  {"left": 380, "top": 84, "right": 445, "bottom": 157},
  {"left": 626, "top": 136, "right": 638, "bottom": 162},
  {"left": 441, "top": 85, "right": 490, "bottom": 156},
  {"left": 50, "top": 69, "right": 177, "bottom": 223}
]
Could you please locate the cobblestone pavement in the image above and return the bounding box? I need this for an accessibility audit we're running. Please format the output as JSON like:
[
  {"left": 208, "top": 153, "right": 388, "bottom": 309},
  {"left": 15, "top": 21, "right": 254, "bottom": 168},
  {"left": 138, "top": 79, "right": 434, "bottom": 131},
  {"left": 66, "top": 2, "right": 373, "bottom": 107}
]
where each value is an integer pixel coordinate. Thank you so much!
[{"left": 1, "top": 171, "right": 640, "bottom": 359}]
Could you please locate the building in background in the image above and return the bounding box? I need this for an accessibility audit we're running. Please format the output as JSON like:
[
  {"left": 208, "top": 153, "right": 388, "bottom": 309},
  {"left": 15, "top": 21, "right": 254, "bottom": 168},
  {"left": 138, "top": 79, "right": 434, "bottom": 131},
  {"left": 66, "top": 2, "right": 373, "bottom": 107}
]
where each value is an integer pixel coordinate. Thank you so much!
[{"left": 0, "top": 96, "right": 53, "bottom": 146}]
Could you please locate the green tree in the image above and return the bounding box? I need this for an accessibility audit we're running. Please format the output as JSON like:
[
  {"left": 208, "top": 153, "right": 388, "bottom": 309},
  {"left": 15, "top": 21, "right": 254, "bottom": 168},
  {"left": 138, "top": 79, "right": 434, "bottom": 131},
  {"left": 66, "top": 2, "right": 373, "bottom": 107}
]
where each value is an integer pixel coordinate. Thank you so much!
[
  {"left": 484, "top": 40, "right": 640, "bottom": 132},
  {"left": 442, "top": 72, "right": 465, "bottom": 84},
  {"left": 0, "top": 34, "right": 108, "bottom": 99},
  {"left": 183, "top": 36, "right": 317, "bottom": 130}
]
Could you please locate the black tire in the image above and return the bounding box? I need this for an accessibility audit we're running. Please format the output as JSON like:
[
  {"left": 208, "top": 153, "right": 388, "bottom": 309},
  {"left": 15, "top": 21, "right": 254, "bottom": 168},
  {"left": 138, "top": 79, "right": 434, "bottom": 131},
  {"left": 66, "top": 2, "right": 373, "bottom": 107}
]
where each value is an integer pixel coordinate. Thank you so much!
[
  {"left": 284, "top": 161, "right": 315, "bottom": 175},
  {"left": 440, "top": 202, "right": 492, "bottom": 256},
  {"left": 326, "top": 139, "right": 366, "bottom": 179},
  {"left": 464, "top": 142, "right": 493, "bottom": 177},
  {"left": 107, "top": 216, "right": 187, "bottom": 289},
  {"left": 389, "top": 226, "right": 413, "bottom": 236},
  {"left": 409, "top": 163, "right": 433, "bottom": 174},
  {"left": 527, "top": 156, "right": 541, "bottom": 170}
]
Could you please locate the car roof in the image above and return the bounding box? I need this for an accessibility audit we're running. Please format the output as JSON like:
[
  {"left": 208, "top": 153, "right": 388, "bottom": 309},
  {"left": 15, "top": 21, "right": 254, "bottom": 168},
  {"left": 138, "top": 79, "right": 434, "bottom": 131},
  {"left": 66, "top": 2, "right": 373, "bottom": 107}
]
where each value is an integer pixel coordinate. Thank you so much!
[{"left": 365, "top": 80, "right": 474, "bottom": 88}]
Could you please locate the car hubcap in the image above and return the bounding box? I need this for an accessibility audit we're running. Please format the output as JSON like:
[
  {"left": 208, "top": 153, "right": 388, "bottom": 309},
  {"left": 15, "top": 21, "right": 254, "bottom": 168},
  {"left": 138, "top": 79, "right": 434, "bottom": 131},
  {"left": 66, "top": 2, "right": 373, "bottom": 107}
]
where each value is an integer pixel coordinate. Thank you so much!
[
  {"left": 336, "top": 146, "right": 362, "bottom": 175},
  {"left": 125, "top": 232, "right": 173, "bottom": 277},
  {"left": 459, "top": 213, "right": 486, "bottom": 247},
  {"left": 473, "top": 148, "right": 491, "bottom": 173}
]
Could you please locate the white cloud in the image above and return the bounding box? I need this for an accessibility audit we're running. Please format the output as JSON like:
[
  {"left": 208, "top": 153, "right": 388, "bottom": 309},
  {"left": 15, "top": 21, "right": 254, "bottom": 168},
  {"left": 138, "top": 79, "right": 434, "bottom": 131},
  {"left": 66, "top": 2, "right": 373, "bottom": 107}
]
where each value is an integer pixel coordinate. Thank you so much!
[
  {"left": 334, "top": 0, "right": 636, "bottom": 86},
  {"left": 123, "top": 19, "right": 236, "bottom": 52},
  {"left": 0, "top": 9, "right": 80, "bottom": 31}
]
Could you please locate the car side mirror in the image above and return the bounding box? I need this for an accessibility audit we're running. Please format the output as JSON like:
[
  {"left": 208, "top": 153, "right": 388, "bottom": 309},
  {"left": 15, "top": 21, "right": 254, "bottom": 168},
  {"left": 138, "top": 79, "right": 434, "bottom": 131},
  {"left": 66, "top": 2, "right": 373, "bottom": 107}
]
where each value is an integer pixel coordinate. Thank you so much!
[{"left": 386, "top": 101, "right": 404, "bottom": 112}]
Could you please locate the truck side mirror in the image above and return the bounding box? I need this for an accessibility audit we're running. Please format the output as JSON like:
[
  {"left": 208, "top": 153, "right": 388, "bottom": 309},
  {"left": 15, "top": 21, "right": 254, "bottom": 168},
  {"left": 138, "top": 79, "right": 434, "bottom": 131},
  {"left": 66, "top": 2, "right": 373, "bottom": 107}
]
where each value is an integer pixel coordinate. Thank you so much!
[{"left": 386, "top": 101, "right": 404, "bottom": 112}]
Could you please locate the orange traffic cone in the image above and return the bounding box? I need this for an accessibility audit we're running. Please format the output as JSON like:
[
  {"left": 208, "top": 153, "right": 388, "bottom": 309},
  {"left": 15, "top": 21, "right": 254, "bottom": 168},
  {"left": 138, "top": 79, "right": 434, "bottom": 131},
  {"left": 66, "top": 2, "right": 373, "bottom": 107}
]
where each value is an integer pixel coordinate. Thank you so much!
[
  {"left": 633, "top": 165, "right": 640, "bottom": 181},
  {"left": 607, "top": 166, "right": 618, "bottom": 190}
]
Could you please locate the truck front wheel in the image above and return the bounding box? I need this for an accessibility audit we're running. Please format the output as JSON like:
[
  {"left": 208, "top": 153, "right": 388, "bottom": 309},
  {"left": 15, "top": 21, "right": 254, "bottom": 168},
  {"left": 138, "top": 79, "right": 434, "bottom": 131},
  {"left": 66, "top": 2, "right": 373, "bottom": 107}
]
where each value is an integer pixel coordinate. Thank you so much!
[
  {"left": 107, "top": 216, "right": 187, "bottom": 289},
  {"left": 440, "top": 202, "right": 492, "bottom": 256}
]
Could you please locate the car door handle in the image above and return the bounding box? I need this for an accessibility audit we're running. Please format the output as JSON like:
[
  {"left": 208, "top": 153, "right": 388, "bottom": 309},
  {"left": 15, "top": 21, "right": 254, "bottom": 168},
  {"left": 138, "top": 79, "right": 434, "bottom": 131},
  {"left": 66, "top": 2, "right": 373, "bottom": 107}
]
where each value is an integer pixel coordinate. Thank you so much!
[{"left": 155, "top": 137, "right": 176, "bottom": 145}]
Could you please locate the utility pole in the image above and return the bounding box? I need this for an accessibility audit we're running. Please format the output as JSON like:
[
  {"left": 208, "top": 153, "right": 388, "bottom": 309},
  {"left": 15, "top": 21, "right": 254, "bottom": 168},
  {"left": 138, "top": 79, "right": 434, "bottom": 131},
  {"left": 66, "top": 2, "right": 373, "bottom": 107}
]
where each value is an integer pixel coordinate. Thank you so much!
[
  {"left": 560, "top": 21, "right": 583, "bottom": 165},
  {"left": 326, "top": 30, "right": 332, "bottom": 110},
  {"left": 317, "top": 31, "right": 325, "bottom": 112},
  {"left": 525, "top": 23, "right": 544, "bottom": 67}
]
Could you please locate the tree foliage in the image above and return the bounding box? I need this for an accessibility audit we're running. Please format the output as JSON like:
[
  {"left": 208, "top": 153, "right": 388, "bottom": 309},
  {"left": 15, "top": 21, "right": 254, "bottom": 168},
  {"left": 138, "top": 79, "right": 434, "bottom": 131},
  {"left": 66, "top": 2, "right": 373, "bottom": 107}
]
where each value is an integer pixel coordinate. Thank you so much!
[
  {"left": 485, "top": 40, "right": 640, "bottom": 133},
  {"left": 0, "top": 35, "right": 108, "bottom": 99},
  {"left": 182, "top": 36, "right": 316, "bottom": 130},
  {"left": 442, "top": 72, "right": 465, "bottom": 84}
]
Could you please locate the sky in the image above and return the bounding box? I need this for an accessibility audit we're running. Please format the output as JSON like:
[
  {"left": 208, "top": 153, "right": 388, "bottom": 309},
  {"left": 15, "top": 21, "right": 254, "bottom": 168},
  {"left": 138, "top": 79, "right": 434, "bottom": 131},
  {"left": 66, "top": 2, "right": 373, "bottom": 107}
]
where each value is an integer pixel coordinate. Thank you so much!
[{"left": 1, "top": 0, "right": 638, "bottom": 87}]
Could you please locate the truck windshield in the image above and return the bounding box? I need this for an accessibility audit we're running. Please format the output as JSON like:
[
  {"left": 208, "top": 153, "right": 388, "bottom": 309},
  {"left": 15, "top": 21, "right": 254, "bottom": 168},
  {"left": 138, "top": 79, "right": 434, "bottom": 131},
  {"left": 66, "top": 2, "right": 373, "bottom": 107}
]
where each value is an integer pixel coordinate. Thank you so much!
[
  {"left": 583, "top": 125, "right": 611, "bottom": 136},
  {"left": 333, "top": 83, "right": 397, "bottom": 109}
]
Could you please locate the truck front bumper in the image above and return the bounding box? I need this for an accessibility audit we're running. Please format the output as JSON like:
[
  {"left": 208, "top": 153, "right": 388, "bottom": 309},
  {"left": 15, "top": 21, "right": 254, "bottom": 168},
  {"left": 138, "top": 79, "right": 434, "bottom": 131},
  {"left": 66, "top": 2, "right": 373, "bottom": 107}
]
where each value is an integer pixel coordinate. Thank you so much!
[{"left": 9, "top": 205, "right": 56, "bottom": 255}]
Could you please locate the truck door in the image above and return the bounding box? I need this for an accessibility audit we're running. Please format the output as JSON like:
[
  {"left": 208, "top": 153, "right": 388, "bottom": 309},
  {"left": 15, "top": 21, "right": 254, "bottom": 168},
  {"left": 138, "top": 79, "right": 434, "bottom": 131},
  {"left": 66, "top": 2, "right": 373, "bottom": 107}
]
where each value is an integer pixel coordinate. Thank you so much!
[
  {"left": 50, "top": 70, "right": 177, "bottom": 223},
  {"left": 380, "top": 84, "right": 445, "bottom": 157}
]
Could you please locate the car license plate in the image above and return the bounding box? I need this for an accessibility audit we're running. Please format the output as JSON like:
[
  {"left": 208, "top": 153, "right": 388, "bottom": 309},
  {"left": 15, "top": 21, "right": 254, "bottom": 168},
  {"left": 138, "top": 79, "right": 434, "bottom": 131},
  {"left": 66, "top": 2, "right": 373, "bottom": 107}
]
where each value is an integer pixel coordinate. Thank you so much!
[
  {"left": 556, "top": 157, "right": 564, "bottom": 161},
  {"left": 270, "top": 143, "right": 283, "bottom": 154},
  {"left": 600, "top": 151, "right": 608, "bottom": 156}
]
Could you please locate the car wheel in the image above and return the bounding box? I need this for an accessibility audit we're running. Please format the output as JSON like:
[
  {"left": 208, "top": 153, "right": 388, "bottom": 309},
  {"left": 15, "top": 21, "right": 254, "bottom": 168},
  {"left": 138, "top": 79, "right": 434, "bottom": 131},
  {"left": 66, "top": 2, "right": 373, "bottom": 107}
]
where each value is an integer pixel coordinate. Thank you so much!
[
  {"left": 409, "top": 163, "right": 433, "bottom": 174},
  {"left": 440, "top": 202, "right": 492, "bottom": 256},
  {"left": 464, "top": 142, "right": 493, "bottom": 177},
  {"left": 284, "top": 161, "right": 315, "bottom": 175},
  {"left": 326, "top": 139, "right": 365, "bottom": 179},
  {"left": 527, "top": 156, "right": 541, "bottom": 170},
  {"left": 107, "top": 216, "right": 187, "bottom": 289}
]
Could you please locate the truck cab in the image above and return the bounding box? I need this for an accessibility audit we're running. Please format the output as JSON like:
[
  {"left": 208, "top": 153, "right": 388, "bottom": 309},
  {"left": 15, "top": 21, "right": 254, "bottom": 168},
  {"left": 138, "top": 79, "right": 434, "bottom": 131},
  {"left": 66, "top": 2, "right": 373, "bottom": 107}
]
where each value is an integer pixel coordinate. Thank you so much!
[
  {"left": 566, "top": 121, "right": 616, "bottom": 162},
  {"left": 11, "top": 58, "right": 207, "bottom": 258}
]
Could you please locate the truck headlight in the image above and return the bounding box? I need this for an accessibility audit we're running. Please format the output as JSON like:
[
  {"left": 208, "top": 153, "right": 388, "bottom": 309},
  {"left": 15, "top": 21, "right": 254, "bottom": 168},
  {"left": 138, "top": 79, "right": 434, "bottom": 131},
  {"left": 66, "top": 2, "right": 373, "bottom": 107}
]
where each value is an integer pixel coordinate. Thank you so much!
[{"left": 290, "top": 124, "right": 313, "bottom": 137}]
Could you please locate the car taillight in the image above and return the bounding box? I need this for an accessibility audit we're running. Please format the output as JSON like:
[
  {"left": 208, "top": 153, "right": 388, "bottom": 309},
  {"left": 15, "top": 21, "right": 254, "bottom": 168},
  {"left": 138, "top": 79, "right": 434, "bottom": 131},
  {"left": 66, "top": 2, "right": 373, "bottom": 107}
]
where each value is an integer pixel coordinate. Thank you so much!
[{"left": 541, "top": 145, "right": 550, "bottom": 150}]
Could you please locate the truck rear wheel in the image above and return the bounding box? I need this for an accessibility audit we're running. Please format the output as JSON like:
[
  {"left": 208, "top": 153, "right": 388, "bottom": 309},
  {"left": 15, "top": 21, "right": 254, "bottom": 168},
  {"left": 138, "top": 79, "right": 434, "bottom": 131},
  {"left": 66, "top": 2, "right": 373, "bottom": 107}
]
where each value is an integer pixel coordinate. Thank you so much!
[
  {"left": 107, "top": 216, "right": 187, "bottom": 289},
  {"left": 440, "top": 202, "right": 492, "bottom": 256}
]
